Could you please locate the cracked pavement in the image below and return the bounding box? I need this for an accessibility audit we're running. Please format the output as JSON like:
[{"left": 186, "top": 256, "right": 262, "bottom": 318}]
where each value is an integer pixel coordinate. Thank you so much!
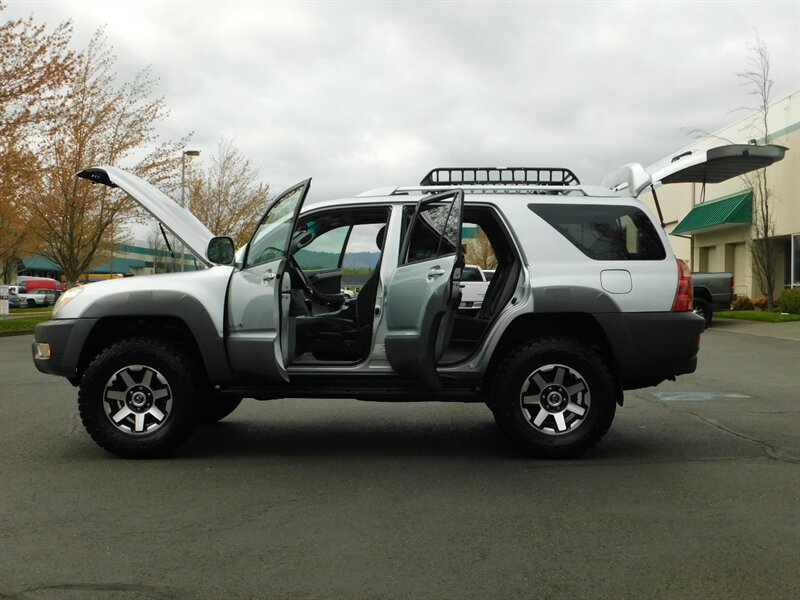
[{"left": 1, "top": 329, "right": 798, "bottom": 599}]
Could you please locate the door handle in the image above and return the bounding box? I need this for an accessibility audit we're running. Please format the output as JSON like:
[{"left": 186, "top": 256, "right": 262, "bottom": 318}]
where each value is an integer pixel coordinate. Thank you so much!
[
  {"left": 261, "top": 271, "right": 276, "bottom": 284},
  {"left": 427, "top": 266, "right": 446, "bottom": 279}
]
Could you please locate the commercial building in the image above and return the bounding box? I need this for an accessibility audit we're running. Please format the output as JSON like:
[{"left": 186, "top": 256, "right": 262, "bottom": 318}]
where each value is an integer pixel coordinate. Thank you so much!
[
  {"left": 641, "top": 91, "right": 799, "bottom": 299},
  {"left": 17, "top": 243, "right": 195, "bottom": 284}
]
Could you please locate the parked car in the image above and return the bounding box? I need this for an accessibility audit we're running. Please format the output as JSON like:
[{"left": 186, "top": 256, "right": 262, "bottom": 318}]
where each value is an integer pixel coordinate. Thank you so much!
[
  {"left": 16, "top": 288, "right": 56, "bottom": 307},
  {"left": 32, "top": 143, "right": 786, "bottom": 459},
  {"left": 8, "top": 289, "right": 22, "bottom": 308}
]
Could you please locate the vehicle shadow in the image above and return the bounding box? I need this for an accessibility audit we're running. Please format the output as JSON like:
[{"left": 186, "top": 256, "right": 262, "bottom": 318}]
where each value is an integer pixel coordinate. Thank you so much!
[
  {"left": 174, "top": 417, "right": 686, "bottom": 464},
  {"left": 182, "top": 418, "right": 511, "bottom": 460}
]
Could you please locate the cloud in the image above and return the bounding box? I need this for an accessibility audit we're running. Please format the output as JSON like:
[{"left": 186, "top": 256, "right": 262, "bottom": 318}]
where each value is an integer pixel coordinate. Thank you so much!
[{"left": 6, "top": 0, "right": 799, "bottom": 214}]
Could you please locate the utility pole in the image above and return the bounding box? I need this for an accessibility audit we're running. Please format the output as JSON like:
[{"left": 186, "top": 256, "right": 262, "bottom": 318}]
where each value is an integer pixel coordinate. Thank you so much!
[{"left": 180, "top": 149, "right": 200, "bottom": 271}]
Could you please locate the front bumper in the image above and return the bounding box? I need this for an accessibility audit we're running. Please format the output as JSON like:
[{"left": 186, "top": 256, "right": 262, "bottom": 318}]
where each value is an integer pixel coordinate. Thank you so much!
[{"left": 32, "top": 318, "right": 98, "bottom": 379}]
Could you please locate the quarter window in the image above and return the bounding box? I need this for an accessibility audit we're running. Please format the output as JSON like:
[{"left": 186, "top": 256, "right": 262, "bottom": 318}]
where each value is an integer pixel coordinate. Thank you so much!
[{"left": 528, "top": 204, "right": 666, "bottom": 261}]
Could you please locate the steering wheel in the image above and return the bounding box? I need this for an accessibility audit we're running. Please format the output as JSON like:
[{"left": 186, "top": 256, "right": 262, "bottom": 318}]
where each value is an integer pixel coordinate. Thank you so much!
[
  {"left": 285, "top": 255, "right": 346, "bottom": 309},
  {"left": 286, "top": 254, "right": 313, "bottom": 294}
]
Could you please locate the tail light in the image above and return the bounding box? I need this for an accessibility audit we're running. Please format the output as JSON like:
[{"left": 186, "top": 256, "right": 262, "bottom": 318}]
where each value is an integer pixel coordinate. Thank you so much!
[{"left": 672, "top": 259, "right": 693, "bottom": 311}]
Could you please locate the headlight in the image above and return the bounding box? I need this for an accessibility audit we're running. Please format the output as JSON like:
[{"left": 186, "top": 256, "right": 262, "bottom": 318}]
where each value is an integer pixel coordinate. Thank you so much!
[{"left": 53, "top": 286, "right": 85, "bottom": 317}]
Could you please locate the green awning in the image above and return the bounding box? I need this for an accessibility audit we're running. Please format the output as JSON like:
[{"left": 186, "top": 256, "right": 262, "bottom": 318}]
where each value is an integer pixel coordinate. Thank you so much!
[
  {"left": 671, "top": 190, "right": 752, "bottom": 235},
  {"left": 20, "top": 256, "right": 62, "bottom": 271}
]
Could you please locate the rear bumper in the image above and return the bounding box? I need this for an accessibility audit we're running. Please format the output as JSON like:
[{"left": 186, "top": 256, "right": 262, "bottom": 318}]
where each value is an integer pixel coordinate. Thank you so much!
[{"left": 595, "top": 311, "right": 704, "bottom": 386}]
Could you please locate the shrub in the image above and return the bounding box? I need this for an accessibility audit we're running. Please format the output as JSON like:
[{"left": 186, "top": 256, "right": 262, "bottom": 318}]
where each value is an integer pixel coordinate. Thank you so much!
[
  {"left": 752, "top": 297, "right": 769, "bottom": 310},
  {"left": 777, "top": 288, "right": 800, "bottom": 314},
  {"left": 731, "top": 295, "right": 754, "bottom": 311}
]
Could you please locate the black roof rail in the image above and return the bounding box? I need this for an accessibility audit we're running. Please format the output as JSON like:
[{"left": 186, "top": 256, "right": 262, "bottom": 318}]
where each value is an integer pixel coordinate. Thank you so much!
[{"left": 419, "top": 167, "right": 580, "bottom": 187}]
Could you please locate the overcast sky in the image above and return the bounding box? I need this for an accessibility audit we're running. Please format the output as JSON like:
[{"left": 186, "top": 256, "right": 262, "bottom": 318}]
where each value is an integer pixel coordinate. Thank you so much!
[{"left": 5, "top": 1, "right": 800, "bottom": 216}]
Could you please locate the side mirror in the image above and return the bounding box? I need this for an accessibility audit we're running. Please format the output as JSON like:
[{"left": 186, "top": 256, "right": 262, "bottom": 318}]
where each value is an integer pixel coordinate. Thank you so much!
[{"left": 206, "top": 236, "right": 235, "bottom": 265}]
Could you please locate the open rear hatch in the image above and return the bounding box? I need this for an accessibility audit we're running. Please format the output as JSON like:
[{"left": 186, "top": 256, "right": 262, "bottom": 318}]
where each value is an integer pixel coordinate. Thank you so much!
[
  {"left": 650, "top": 144, "right": 788, "bottom": 186},
  {"left": 602, "top": 144, "right": 787, "bottom": 199}
]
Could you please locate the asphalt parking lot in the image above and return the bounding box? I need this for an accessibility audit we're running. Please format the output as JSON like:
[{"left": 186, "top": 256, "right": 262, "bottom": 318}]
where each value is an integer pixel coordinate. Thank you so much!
[{"left": 1, "top": 326, "right": 798, "bottom": 600}]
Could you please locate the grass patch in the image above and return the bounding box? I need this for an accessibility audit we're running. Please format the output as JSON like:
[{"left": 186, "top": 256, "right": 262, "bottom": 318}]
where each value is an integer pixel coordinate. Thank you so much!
[
  {"left": 715, "top": 310, "right": 800, "bottom": 323},
  {"left": 0, "top": 315, "right": 51, "bottom": 334},
  {"left": 9, "top": 307, "right": 53, "bottom": 315}
]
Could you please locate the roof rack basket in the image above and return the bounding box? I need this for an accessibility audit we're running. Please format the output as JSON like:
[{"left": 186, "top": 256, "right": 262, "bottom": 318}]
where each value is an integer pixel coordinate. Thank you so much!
[{"left": 419, "top": 167, "right": 580, "bottom": 187}]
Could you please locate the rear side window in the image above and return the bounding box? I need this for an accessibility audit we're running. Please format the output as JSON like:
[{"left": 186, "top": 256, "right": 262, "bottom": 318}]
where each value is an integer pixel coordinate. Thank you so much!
[
  {"left": 402, "top": 201, "right": 460, "bottom": 264},
  {"left": 528, "top": 204, "right": 666, "bottom": 261}
]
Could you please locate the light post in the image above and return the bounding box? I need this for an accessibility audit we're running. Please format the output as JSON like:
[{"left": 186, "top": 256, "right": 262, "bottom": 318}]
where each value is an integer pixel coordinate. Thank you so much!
[{"left": 179, "top": 149, "right": 200, "bottom": 271}]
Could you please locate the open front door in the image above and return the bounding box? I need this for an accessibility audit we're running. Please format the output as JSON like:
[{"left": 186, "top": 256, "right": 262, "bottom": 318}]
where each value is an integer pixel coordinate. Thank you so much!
[
  {"left": 384, "top": 190, "right": 464, "bottom": 387},
  {"left": 226, "top": 179, "right": 311, "bottom": 380}
]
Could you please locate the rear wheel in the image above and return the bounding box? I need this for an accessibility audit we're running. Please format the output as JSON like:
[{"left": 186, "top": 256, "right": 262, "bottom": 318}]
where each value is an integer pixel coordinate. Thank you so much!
[
  {"left": 27, "top": 299, "right": 36, "bottom": 308},
  {"left": 490, "top": 338, "right": 616, "bottom": 458},
  {"left": 78, "top": 337, "right": 201, "bottom": 458}
]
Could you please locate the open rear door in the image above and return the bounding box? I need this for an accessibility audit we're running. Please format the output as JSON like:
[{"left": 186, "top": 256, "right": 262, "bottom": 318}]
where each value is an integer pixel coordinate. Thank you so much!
[{"left": 384, "top": 190, "right": 464, "bottom": 387}]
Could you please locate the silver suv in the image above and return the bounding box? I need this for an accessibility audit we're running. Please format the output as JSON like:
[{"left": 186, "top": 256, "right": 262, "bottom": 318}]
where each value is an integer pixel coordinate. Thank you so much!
[{"left": 32, "top": 144, "right": 786, "bottom": 459}]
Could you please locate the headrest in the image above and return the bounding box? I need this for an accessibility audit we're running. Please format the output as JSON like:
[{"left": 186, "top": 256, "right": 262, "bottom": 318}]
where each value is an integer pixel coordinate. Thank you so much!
[{"left": 376, "top": 226, "right": 386, "bottom": 250}]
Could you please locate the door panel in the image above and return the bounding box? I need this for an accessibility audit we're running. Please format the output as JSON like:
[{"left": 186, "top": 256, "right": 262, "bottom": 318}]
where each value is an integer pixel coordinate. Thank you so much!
[
  {"left": 226, "top": 257, "right": 288, "bottom": 380},
  {"left": 384, "top": 190, "right": 464, "bottom": 386},
  {"left": 307, "top": 269, "right": 343, "bottom": 295},
  {"left": 226, "top": 179, "right": 311, "bottom": 380}
]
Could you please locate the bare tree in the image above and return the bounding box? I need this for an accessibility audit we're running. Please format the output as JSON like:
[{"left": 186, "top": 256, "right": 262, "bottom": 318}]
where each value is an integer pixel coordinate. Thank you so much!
[
  {"left": 739, "top": 37, "right": 777, "bottom": 306},
  {"left": 683, "top": 36, "right": 779, "bottom": 306},
  {"left": 185, "top": 137, "right": 270, "bottom": 246}
]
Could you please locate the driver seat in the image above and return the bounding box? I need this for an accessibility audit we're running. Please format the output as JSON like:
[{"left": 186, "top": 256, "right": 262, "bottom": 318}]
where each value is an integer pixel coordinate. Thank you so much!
[{"left": 295, "top": 227, "right": 385, "bottom": 361}]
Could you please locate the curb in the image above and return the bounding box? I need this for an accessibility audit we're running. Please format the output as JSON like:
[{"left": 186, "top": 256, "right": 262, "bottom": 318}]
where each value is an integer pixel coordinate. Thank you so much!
[{"left": 0, "top": 329, "right": 35, "bottom": 338}]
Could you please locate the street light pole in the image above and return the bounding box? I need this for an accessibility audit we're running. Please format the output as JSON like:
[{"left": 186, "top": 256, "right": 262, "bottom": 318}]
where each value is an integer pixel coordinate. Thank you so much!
[{"left": 179, "top": 149, "right": 200, "bottom": 271}]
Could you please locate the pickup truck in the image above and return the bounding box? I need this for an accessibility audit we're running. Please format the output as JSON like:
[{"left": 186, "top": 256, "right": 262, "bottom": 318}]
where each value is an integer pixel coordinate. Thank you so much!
[
  {"left": 458, "top": 265, "right": 489, "bottom": 311},
  {"left": 692, "top": 272, "right": 735, "bottom": 327}
]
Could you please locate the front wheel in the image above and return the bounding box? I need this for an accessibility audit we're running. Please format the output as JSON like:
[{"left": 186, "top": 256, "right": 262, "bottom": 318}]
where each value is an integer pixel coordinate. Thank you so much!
[
  {"left": 78, "top": 337, "right": 202, "bottom": 458},
  {"left": 490, "top": 338, "right": 617, "bottom": 458}
]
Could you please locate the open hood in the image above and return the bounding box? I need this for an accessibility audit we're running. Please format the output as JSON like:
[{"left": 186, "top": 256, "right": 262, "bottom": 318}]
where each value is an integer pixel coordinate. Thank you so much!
[
  {"left": 602, "top": 144, "right": 787, "bottom": 198},
  {"left": 77, "top": 166, "right": 215, "bottom": 265}
]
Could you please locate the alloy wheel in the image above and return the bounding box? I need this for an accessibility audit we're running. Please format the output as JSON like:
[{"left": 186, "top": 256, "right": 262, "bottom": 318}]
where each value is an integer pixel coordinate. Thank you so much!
[
  {"left": 519, "top": 363, "right": 591, "bottom": 435},
  {"left": 102, "top": 365, "right": 173, "bottom": 435}
]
